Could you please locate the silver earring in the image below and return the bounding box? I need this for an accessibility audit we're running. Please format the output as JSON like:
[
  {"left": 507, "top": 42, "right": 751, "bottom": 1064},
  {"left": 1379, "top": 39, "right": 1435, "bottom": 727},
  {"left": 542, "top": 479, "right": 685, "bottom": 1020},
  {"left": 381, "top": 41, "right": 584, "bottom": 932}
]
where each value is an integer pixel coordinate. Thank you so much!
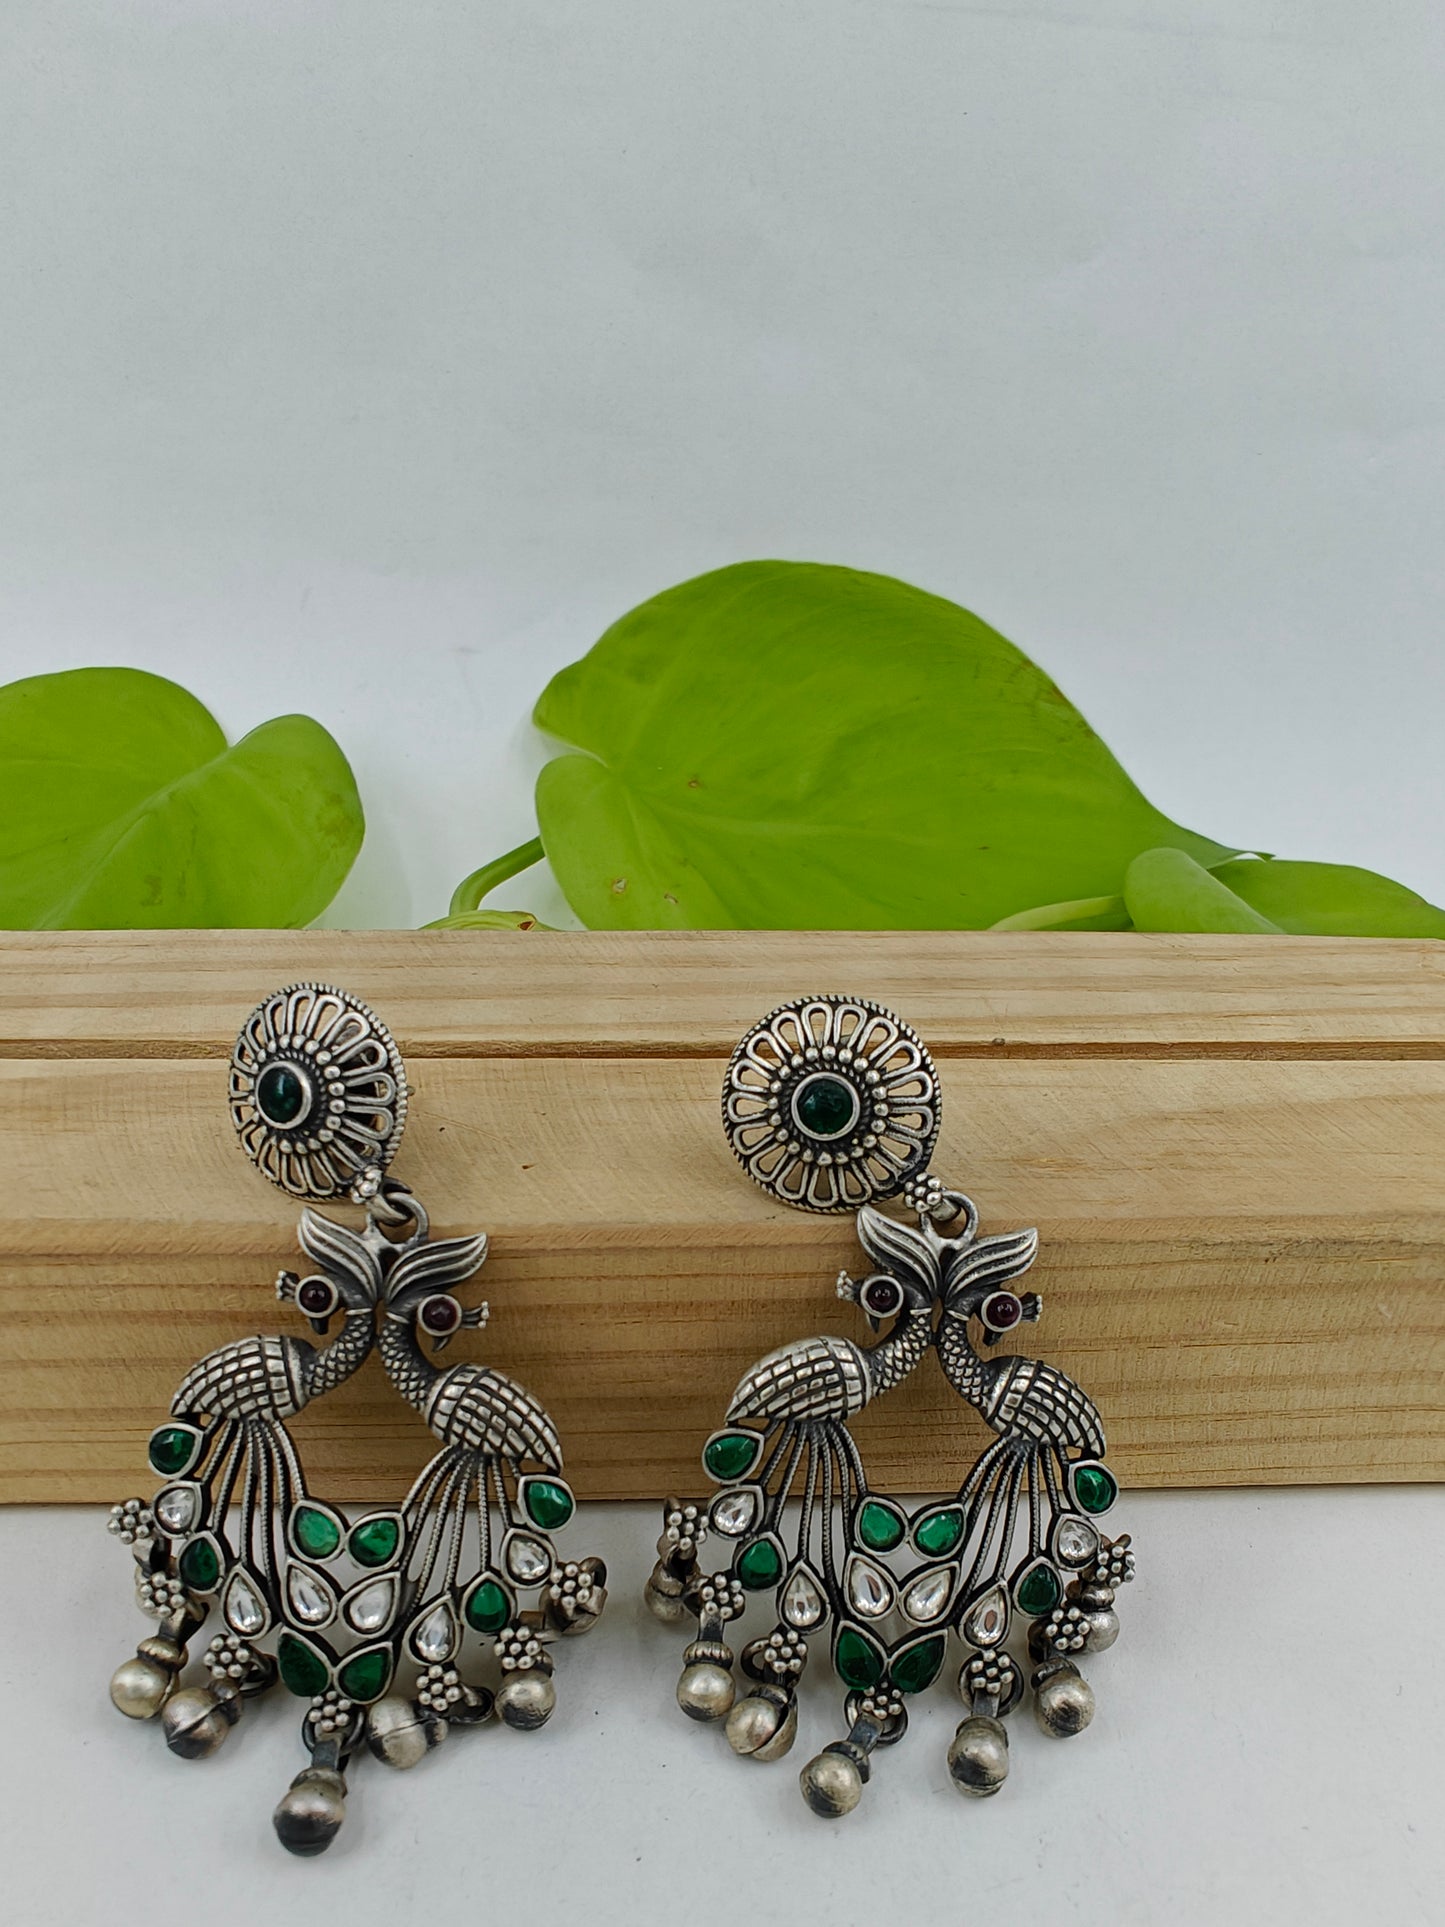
[
  {"left": 106, "top": 983, "right": 605, "bottom": 1856},
  {"left": 645, "top": 995, "right": 1133, "bottom": 1817}
]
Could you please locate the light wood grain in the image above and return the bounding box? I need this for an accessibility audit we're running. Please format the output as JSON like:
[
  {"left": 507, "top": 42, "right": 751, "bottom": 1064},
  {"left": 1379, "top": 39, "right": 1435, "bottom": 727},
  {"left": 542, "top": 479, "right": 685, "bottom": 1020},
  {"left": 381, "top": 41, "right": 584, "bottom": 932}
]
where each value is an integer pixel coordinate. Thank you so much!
[
  {"left": 0, "top": 929, "right": 1442, "bottom": 1056},
  {"left": 3, "top": 939, "right": 1442, "bottom": 1502}
]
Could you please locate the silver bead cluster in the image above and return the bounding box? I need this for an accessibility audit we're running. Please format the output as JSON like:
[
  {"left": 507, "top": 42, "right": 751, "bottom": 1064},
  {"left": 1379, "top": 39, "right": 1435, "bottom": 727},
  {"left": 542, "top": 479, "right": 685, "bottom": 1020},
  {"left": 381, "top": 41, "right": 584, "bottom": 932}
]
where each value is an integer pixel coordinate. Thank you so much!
[
  {"left": 416, "top": 1664, "right": 465, "bottom": 1715},
  {"left": 1041, "top": 1602, "right": 1091, "bottom": 1655},
  {"left": 203, "top": 1632, "right": 257, "bottom": 1684},
  {"left": 751, "top": 1627, "right": 808, "bottom": 1678},
  {"left": 136, "top": 1569, "right": 190, "bottom": 1619},
  {"left": 495, "top": 1622, "right": 553, "bottom": 1675},
  {"left": 108, "top": 1499, "right": 155, "bottom": 1547},
  {"left": 693, "top": 1572, "right": 746, "bottom": 1624},
  {"left": 857, "top": 1685, "right": 906, "bottom": 1724},
  {"left": 307, "top": 1689, "right": 355, "bottom": 1740},
  {"left": 1090, "top": 1534, "right": 1136, "bottom": 1591},
  {"left": 663, "top": 1501, "right": 707, "bottom": 1558},
  {"left": 962, "top": 1647, "right": 1020, "bottom": 1707},
  {"left": 902, "top": 1172, "right": 946, "bottom": 1218}
]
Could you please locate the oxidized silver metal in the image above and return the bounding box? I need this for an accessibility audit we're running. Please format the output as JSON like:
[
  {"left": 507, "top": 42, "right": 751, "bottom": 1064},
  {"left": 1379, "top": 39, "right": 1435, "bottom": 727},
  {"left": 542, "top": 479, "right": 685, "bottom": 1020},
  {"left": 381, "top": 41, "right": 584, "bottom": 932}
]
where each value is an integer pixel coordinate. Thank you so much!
[
  {"left": 108, "top": 983, "right": 605, "bottom": 1856},
  {"left": 652, "top": 994, "right": 1136, "bottom": 1816}
]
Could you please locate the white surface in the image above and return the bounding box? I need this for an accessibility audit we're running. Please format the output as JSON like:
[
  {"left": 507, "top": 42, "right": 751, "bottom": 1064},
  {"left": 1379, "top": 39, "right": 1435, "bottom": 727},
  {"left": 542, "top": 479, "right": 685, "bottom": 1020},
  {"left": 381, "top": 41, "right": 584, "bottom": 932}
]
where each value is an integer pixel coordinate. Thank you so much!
[
  {"left": 2, "top": 2, "right": 1445, "bottom": 925},
  {"left": 0, "top": 1493, "right": 1440, "bottom": 1927},
  {"left": 2, "top": 5, "right": 1444, "bottom": 1923}
]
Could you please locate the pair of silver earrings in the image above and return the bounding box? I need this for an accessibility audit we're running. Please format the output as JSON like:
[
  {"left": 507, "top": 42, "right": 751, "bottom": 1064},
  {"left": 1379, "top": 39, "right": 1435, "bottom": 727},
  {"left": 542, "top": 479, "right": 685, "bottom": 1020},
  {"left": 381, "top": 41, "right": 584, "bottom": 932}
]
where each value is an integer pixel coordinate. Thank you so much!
[{"left": 107, "top": 986, "right": 1132, "bottom": 1852}]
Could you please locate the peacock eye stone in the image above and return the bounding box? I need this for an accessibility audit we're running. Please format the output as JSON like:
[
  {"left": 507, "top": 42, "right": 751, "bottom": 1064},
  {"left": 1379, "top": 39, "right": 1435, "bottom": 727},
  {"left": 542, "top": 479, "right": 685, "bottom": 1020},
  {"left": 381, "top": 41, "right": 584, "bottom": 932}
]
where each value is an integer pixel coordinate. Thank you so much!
[
  {"left": 791, "top": 1073, "right": 859, "bottom": 1140},
  {"left": 1073, "top": 1463, "right": 1118, "bottom": 1514},
  {"left": 1015, "top": 1563, "right": 1063, "bottom": 1616},
  {"left": 856, "top": 1499, "right": 906, "bottom": 1553},
  {"left": 348, "top": 1516, "right": 401, "bottom": 1568},
  {"left": 278, "top": 1633, "right": 331, "bottom": 1698},
  {"left": 337, "top": 1647, "right": 392, "bottom": 1703},
  {"left": 703, "top": 1431, "right": 761, "bottom": 1481},
  {"left": 464, "top": 1577, "right": 511, "bottom": 1635},
  {"left": 291, "top": 1504, "right": 342, "bottom": 1560},
  {"left": 736, "top": 1537, "right": 783, "bottom": 1590},
  {"left": 834, "top": 1626, "right": 885, "bottom": 1691},
  {"left": 890, "top": 1633, "right": 947, "bottom": 1695},
  {"left": 912, "top": 1505, "right": 965, "bottom": 1557},
  {"left": 523, "top": 1478, "right": 575, "bottom": 1531},
  {"left": 148, "top": 1425, "right": 199, "bottom": 1477},
  {"left": 178, "top": 1536, "right": 220, "bottom": 1592},
  {"left": 256, "top": 1062, "right": 311, "bottom": 1128}
]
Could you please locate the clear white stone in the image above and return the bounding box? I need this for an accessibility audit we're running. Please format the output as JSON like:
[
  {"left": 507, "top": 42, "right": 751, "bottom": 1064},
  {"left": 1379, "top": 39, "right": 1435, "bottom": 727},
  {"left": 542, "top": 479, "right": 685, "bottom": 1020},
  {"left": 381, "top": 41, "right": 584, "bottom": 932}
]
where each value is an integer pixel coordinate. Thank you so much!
[
  {"left": 344, "top": 1575, "right": 399, "bottom": 1634},
  {"left": 845, "top": 1555, "right": 894, "bottom": 1619},
  {"left": 710, "top": 1489, "right": 758, "bottom": 1537},
  {"left": 961, "top": 1584, "right": 1009, "bottom": 1649},
  {"left": 781, "top": 1566, "right": 826, "bottom": 1629},
  {"left": 410, "top": 1599, "right": 459, "bottom": 1662},
  {"left": 223, "top": 1569, "right": 266, "bottom": 1636},
  {"left": 154, "top": 1485, "right": 199, "bottom": 1534},
  {"left": 287, "top": 1564, "right": 336, "bottom": 1627},
  {"left": 1054, "top": 1516, "right": 1100, "bottom": 1568},
  {"left": 903, "top": 1566, "right": 955, "bottom": 1623},
  {"left": 506, "top": 1534, "right": 551, "bottom": 1583}
]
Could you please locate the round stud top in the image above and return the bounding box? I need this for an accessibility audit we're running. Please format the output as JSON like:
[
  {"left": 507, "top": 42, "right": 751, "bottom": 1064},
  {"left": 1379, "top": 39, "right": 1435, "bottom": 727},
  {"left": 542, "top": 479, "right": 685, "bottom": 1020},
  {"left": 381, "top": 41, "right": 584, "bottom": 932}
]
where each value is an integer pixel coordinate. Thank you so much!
[
  {"left": 230, "top": 984, "right": 408, "bottom": 1200},
  {"left": 721, "top": 995, "right": 940, "bottom": 1213}
]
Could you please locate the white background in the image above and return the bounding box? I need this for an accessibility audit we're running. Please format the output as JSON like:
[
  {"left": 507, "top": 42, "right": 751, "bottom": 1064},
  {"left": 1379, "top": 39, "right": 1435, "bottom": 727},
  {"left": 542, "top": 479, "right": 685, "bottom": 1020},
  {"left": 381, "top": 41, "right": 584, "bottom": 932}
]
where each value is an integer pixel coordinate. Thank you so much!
[{"left": 2, "top": 3, "right": 1443, "bottom": 1923}]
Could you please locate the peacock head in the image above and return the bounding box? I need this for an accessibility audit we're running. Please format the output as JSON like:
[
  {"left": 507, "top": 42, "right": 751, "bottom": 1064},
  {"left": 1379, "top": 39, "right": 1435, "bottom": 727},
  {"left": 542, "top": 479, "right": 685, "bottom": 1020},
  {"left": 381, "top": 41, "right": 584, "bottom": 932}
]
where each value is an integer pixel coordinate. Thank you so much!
[
  {"left": 382, "top": 1229, "right": 491, "bottom": 1354},
  {"left": 276, "top": 1209, "right": 387, "bottom": 1333},
  {"left": 939, "top": 1224, "right": 1043, "bottom": 1345}
]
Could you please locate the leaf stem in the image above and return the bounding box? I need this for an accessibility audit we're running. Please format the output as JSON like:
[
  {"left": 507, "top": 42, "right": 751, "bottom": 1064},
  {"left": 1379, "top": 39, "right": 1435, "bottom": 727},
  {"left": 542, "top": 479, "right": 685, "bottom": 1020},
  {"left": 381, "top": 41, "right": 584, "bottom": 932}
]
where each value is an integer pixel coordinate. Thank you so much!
[{"left": 447, "top": 837, "right": 546, "bottom": 919}]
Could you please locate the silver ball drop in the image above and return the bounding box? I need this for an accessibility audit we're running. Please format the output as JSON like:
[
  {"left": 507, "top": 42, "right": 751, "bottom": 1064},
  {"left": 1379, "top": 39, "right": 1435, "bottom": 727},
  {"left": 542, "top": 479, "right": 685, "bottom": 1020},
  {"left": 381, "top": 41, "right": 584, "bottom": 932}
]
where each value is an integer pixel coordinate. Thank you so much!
[
  {"left": 799, "top": 1748, "right": 863, "bottom": 1818},
  {"left": 496, "top": 1671, "right": 556, "bottom": 1731},
  {"left": 161, "top": 1685, "right": 236, "bottom": 1760},
  {"left": 109, "top": 1654, "right": 173, "bottom": 1721},
  {"left": 273, "top": 1766, "right": 348, "bottom": 1857},
  {"left": 724, "top": 1693, "right": 798, "bottom": 1762},
  {"left": 947, "top": 1715, "right": 1010, "bottom": 1797},
  {"left": 1034, "top": 1664, "right": 1095, "bottom": 1738},
  {"left": 365, "top": 1696, "right": 447, "bottom": 1769},
  {"left": 1084, "top": 1607, "right": 1120, "bottom": 1652},
  {"left": 644, "top": 1572, "right": 689, "bottom": 1624},
  {"left": 676, "top": 1660, "right": 735, "bottom": 1723}
]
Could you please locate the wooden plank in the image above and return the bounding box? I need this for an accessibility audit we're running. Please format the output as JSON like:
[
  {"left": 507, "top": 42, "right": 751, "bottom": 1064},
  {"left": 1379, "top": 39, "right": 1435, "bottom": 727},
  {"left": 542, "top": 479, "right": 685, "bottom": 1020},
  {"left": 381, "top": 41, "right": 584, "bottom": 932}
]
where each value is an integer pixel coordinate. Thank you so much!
[
  {"left": 0, "top": 929, "right": 1443, "bottom": 1057},
  {"left": 3, "top": 1038, "right": 1442, "bottom": 1500}
]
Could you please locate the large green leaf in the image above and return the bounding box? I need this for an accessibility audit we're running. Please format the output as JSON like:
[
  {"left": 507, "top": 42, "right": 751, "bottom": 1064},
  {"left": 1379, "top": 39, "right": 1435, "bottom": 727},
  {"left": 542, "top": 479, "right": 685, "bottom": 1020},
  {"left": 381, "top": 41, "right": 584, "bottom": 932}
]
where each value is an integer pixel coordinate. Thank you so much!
[
  {"left": 0, "top": 668, "right": 363, "bottom": 928},
  {"left": 532, "top": 562, "right": 1236, "bottom": 929},
  {"left": 1214, "top": 858, "right": 1445, "bottom": 938},
  {"left": 1124, "top": 848, "right": 1283, "bottom": 934}
]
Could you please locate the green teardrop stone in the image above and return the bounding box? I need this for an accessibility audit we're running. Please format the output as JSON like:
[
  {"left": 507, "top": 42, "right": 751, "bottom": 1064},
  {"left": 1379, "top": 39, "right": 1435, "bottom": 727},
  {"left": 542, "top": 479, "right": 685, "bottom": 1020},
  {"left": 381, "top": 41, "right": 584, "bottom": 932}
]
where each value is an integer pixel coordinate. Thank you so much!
[
  {"left": 1073, "top": 1463, "right": 1118, "bottom": 1514},
  {"left": 148, "top": 1426, "right": 198, "bottom": 1477},
  {"left": 834, "top": 1626, "right": 885, "bottom": 1691},
  {"left": 912, "top": 1506, "right": 965, "bottom": 1556},
  {"left": 337, "top": 1647, "right": 392, "bottom": 1703},
  {"left": 523, "top": 1478, "right": 575, "bottom": 1531},
  {"left": 178, "top": 1536, "right": 220, "bottom": 1592},
  {"left": 292, "top": 1504, "right": 342, "bottom": 1560},
  {"left": 348, "top": 1516, "right": 401, "bottom": 1567},
  {"left": 890, "top": 1633, "right": 947, "bottom": 1695},
  {"left": 736, "top": 1537, "right": 783, "bottom": 1590},
  {"left": 1015, "top": 1563, "right": 1063, "bottom": 1616},
  {"left": 703, "top": 1432, "right": 761, "bottom": 1481},
  {"left": 857, "top": 1500, "right": 905, "bottom": 1552},
  {"left": 277, "top": 1633, "right": 331, "bottom": 1698},
  {"left": 464, "top": 1577, "right": 511, "bottom": 1635}
]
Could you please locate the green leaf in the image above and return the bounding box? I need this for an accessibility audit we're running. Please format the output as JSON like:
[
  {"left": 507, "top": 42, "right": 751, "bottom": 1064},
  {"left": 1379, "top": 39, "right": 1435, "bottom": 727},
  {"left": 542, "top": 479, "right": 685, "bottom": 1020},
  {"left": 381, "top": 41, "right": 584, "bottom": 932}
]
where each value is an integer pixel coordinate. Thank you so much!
[
  {"left": 990, "top": 894, "right": 1130, "bottom": 932},
  {"left": 0, "top": 668, "right": 362, "bottom": 928},
  {"left": 532, "top": 562, "right": 1236, "bottom": 929},
  {"left": 1212, "top": 858, "right": 1445, "bottom": 938},
  {"left": 1123, "top": 848, "right": 1283, "bottom": 934}
]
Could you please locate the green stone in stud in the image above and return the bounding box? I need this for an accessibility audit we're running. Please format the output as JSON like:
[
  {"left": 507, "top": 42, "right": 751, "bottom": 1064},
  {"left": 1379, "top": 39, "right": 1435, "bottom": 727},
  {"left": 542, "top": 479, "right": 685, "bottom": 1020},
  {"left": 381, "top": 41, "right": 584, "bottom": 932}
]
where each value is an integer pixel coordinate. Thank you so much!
[
  {"left": 889, "top": 1632, "right": 947, "bottom": 1695},
  {"left": 277, "top": 1632, "right": 331, "bottom": 1698},
  {"left": 463, "top": 1576, "right": 512, "bottom": 1635},
  {"left": 1015, "top": 1562, "right": 1063, "bottom": 1617},
  {"left": 856, "top": 1499, "right": 906, "bottom": 1553},
  {"left": 337, "top": 1647, "right": 392, "bottom": 1703},
  {"left": 736, "top": 1537, "right": 783, "bottom": 1590},
  {"left": 291, "top": 1503, "right": 342, "bottom": 1561},
  {"left": 522, "top": 1477, "right": 575, "bottom": 1531},
  {"left": 703, "top": 1431, "right": 762, "bottom": 1481},
  {"left": 791, "top": 1073, "right": 859, "bottom": 1140},
  {"left": 1073, "top": 1462, "right": 1118, "bottom": 1514},
  {"left": 912, "top": 1505, "right": 965, "bottom": 1556},
  {"left": 178, "top": 1535, "right": 220, "bottom": 1592},
  {"left": 834, "top": 1626, "right": 885, "bottom": 1691},
  {"left": 147, "top": 1425, "right": 200, "bottom": 1478},
  {"left": 348, "top": 1515, "right": 401, "bottom": 1568},
  {"left": 256, "top": 1061, "right": 311, "bottom": 1128}
]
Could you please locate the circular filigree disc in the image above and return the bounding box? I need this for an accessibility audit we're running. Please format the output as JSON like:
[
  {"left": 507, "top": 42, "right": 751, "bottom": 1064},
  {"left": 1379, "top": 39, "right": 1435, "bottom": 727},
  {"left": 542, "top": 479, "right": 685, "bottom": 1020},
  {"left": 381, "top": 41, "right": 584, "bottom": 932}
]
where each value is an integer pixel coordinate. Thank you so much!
[
  {"left": 230, "top": 983, "right": 408, "bottom": 1199},
  {"left": 722, "top": 996, "right": 940, "bottom": 1213}
]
